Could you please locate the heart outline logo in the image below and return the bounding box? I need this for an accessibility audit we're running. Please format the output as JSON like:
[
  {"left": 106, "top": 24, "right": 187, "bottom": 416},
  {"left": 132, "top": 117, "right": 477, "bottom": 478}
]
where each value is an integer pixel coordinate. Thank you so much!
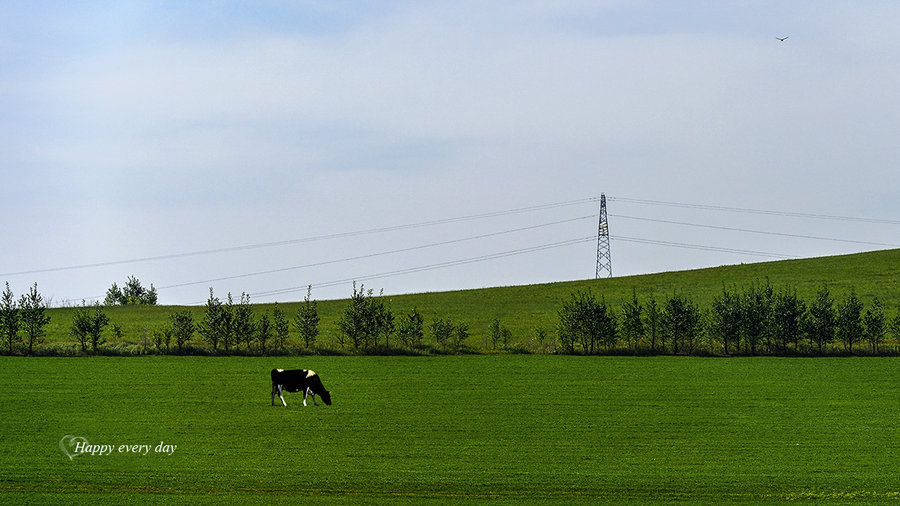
[{"left": 59, "top": 434, "right": 88, "bottom": 461}]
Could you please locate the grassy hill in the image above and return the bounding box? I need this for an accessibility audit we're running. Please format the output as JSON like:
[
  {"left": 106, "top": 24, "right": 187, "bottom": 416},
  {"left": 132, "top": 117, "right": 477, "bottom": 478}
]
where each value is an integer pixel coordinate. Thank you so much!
[{"left": 41, "top": 249, "right": 900, "bottom": 351}]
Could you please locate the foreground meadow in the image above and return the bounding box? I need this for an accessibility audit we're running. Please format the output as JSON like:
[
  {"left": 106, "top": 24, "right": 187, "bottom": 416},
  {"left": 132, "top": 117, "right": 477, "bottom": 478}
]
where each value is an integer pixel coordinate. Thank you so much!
[{"left": 0, "top": 356, "right": 897, "bottom": 503}]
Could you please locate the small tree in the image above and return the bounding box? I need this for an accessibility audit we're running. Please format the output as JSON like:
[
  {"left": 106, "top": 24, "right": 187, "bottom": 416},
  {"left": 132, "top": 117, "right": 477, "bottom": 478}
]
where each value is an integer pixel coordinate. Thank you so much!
[
  {"left": 709, "top": 286, "right": 741, "bottom": 355},
  {"left": 0, "top": 283, "right": 21, "bottom": 354},
  {"left": 533, "top": 327, "right": 549, "bottom": 353},
  {"left": 339, "top": 284, "right": 368, "bottom": 350},
  {"left": 125, "top": 276, "right": 156, "bottom": 304},
  {"left": 295, "top": 286, "right": 320, "bottom": 349},
  {"left": 863, "top": 297, "right": 886, "bottom": 354},
  {"left": 104, "top": 283, "right": 123, "bottom": 306},
  {"left": 105, "top": 276, "right": 157, "bottom": 305},
  {"left": 220, "top": 293, "right": 236, "bottom": 351},
  {"left": 836, "top": 289, "right": 864, "bottom": 354},
  {"left": 620, "top": 289, "right": 644, "bottom": 351},
  {"left": 501, "top": 325, "right": 512, "bottom": 351},
  {"left": 71, "top": 301, "right": 92, "bottom": 352},
  {"left": 18, "top": 283, "right": 50, "bottom": 355},
  {"left": 170, "top": 310, "right": 195, "bottom": 352},
  {"left": 430, "top": 318, "right": 455, "bottom": 352},
  {"left": 272, "top": 303, "right": 290, "bottom": 350},
  {"left": 72, "top": 301, "right": 109, "bottom": 353},
  {"left": 112, "top": 324, "right": 124, "bottom": 341},
  {"left": 72, "top": 301, "right": 108, "bottom": 353},
  {"left": 198, "top": 288, "right": 224, "bottom": 351},
  {"left": 597, "top": 299, "right": 618, "bottom": 351},
  {"left": 557, "top": 291, "right": 587, "bottom": 354},
  {"left": 740, "top": 282, "right": 773, "bottom": 355},
  {"left": 93, "top": 305, "right": 109, "bottom": 352},
  {"left": 232, "top": 293, "right": 255, "bottom": 350},
  {"left": 662, "top": 292, "right": 702, "bottom": 355},
  {"left": 397, "top": 307, "right": 424, "bottom": 350},
  {"left": 153, "top": 326, "right": 172, "bottom": 353},
  {"left": 451, "top": 322, "right": 469, "bottom": 353},
  {"left": 338, "top": 283, "right": 393, "bottom": 351},
  {"left": 256, "top": 311, "right": 272, "bottom": 353},
  {"left": 373, "top": 295, "right": 395, "bottom": 349},
  {"left": 489, "top": 318, "right": 512, "bottom": 351},
  {"left": 772, "top": 288, "right": 806, "bottom": 354},
  {"left": 890, "top": 309, "right": 900, "bottom": 347},
  {"left": 806, "top": 285, "right": 836, "bottom": 355},
  {"left": 162, "top": 325, "right": 174, "bottom": 353},
  {"left": 557, "top": 290, "right": 616, "bottom": 354},
  {"left": 646, "top": 296, "right": 661, "bottom": 352}
]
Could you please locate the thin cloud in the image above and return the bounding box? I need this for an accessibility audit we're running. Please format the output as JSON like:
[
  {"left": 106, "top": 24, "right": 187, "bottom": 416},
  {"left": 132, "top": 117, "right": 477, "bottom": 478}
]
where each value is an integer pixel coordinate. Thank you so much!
[{"left": 2, "top": 1, "right": 899, "bottom": 304}]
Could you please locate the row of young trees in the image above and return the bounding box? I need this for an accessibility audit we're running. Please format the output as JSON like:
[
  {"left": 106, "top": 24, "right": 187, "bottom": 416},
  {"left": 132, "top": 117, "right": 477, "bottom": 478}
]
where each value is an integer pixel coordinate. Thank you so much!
[
  {"left": 195, "top": 287, "right": 319, "bottom": 353},
  {"left": 104, "top": 276, "right": 158, "bottom": 306},
  {"left": 333, "top": 283, "right": 477, "bottom": 353},
  {"left": 3, "top": 279, "right": 899, "bottom": 356},
  {"left": 1, "top": 277, "right": 159, "bottom": 355},
  {"left": 1, "top": 283, "right": 51, "bottom": 355},
  {"left": 557, "top": 283, "right": 900, "bottom": 355},
  {"left": 0, "top": 281, "right": 436, "bottom": 356},
  {"left": 194, "top": 283, "right": 472, "bottom": 354}
]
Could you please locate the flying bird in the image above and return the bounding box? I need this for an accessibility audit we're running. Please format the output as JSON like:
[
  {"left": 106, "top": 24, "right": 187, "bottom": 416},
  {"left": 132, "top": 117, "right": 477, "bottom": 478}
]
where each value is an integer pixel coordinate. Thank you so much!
[{"left": 776, "top": 36, "right": 789, "bottom": 42}]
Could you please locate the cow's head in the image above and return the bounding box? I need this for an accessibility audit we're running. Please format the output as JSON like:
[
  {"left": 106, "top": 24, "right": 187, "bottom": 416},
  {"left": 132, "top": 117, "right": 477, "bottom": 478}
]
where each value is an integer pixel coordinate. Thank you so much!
[{"left": 321, "top": 390, "right": 332, "bottom": 406}]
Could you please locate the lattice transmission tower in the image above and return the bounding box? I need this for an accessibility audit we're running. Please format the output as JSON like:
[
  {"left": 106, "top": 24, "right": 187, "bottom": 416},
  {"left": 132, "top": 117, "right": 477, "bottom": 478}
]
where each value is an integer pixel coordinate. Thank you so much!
[{"left": 595, "top": 194, "right": 612, "bottom": 278}]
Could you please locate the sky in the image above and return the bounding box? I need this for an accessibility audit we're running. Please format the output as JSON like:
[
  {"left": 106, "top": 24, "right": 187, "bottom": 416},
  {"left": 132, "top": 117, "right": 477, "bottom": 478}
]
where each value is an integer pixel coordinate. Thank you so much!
[{"left": 2, "top": 1, "right": 899, "bottom": 306}]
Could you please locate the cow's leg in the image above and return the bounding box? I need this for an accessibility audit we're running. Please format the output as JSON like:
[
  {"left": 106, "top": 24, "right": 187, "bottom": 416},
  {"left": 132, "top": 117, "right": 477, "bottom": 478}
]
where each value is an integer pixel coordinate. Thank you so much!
[
  {"left": 271, "top": 383, "right": 276, "bottom": 406},
  {"left": 302, "top": 387, "right": 308, "bottom": 407},
  {"left": 277, "top": 385, "right": 287, "bottom": 407},
  {"left": 306, "top": 387, "right": 318, "bottom": 406}
]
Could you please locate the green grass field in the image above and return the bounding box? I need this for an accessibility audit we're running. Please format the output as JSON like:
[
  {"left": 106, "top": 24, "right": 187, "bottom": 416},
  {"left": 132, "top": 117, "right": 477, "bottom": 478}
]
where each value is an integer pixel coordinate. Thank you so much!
[
  {"left": 35, "top": 249, "right": 900, "bottom": 352},
  {"left": 1, "top": 356, "right": 897, "bottom": 503}
]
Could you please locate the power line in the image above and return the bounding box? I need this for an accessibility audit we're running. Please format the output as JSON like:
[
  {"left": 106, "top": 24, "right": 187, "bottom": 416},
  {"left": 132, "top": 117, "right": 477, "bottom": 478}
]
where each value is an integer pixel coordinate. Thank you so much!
[
  {"left": 32, "top": 194, "right": 897, "bottom": 305},
  {"left": 10, "top": 195, "right": 891, "bottom": 280},
  {"left": 612, "top": 235, "right": 795, "bottom": 259},
  {"left": 159, "top": 215, "right": 597, "bottom": 292},
  {"left": 609, "top": 197, "right": 900, "bottom": 225},
  {"left": 74, "top": 230, "right": 790, "bottom": 305},
  {"left": 611, "top": 214, "right": 900, "bottom": 248},
  {"left": 1, "top": 197, "right": 599, "bottom": 278},
  {"left": 243, "top": 236, "right": 597, "bottom": 302},
  {"left": 255, "top": 230, "right": 793, "bottom": 302}
]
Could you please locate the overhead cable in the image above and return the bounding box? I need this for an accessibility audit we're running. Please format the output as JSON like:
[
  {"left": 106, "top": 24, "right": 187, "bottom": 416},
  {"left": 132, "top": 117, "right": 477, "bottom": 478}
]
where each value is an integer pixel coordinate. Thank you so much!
[
  {"left": 243, "top": 236, "right": 597, "bottom": 302},
  {"left": 160, "top": 215, "right": 597, "bottom": 291},
  {"left": 609, "top": 197, "right": 900, "bottom": 225},
  {"left": 611, "top": 214, "right": 900, "bottom": 248},
  {"left": 1, "top": 197, "right": 598, "bottom": 277},
  {"left": 612, "top": 235, "right": 795, "bottom": 259}
]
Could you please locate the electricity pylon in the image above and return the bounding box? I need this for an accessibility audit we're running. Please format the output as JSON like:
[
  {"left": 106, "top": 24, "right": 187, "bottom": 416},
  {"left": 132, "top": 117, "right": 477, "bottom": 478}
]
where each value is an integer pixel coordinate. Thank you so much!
[{"left": 595, "top": 194, "right": 612, "bottom": 278}]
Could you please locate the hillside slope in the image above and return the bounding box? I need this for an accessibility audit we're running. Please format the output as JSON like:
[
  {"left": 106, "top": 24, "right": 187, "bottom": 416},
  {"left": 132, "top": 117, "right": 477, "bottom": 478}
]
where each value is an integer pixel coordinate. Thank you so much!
[{"left": 43, "top": 249, "right": 900, "bottom": 349}]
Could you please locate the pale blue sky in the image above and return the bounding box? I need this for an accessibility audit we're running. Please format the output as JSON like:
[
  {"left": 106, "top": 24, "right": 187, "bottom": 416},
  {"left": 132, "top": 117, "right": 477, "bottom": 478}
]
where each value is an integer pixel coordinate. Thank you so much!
[{"left": 2, "top": 1, "right": 899, "bottom": 305}]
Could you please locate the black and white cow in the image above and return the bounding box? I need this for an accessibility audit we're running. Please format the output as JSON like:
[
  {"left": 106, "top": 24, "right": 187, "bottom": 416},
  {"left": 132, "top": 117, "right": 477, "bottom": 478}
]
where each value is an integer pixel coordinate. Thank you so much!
[{"left": 270, "top": 369, "right": 332, "bottom": 407}]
